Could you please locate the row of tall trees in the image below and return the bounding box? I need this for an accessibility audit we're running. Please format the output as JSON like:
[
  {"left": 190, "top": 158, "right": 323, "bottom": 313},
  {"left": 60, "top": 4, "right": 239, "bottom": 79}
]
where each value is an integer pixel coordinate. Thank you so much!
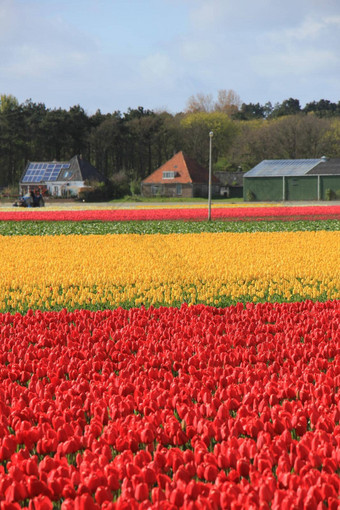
[{"left": 1, "top": 91, "right": 340, "bottom": 188}]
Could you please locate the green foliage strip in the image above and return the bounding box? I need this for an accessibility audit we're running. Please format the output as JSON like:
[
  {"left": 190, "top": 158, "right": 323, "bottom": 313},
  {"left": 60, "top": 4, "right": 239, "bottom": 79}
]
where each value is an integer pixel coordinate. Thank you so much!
[{"left": 0, "top": 219, "right": 339, "bottom": 236}]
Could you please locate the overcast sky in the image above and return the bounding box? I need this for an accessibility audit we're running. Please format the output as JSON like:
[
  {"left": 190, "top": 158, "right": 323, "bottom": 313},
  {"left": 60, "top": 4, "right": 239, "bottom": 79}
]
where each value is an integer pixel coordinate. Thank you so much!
[{"left": 1, "top": 0, "right": 339, "bottom": 115}]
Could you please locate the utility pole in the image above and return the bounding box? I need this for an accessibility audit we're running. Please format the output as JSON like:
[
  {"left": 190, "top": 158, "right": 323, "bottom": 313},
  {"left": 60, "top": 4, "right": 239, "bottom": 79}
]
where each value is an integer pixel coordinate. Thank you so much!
[{"left": 208, "top": 131, "right": 213, "bottom": 221}]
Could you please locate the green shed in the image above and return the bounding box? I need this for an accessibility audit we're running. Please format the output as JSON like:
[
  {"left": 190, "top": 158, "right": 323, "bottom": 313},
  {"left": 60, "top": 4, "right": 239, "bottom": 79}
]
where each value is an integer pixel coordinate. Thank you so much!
[{"left": 243, "top": 157, "right": 340, "bottom": 201}]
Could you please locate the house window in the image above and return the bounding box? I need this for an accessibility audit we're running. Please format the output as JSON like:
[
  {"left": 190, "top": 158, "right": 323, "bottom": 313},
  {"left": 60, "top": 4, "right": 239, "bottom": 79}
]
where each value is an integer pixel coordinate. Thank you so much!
[
  {"left": 163, "top": 171, "right": 176, "bottom": 179},
  {"left": 176, "top": 184, "right": 182, "bottom": 196}
]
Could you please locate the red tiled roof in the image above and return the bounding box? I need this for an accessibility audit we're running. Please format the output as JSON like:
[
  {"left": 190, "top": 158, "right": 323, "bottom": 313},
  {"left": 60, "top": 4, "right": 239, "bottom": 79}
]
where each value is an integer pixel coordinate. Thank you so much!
[{"left": 142, "top": 151, "right": 220, "bottom": 184}]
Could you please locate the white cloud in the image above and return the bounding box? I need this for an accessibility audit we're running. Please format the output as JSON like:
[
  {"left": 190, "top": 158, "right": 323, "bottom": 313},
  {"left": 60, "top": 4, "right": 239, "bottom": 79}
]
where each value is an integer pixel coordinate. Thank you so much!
[
  {"left": 139, "top": 53, "right": 174, "bottom": 83},
  {"left": 289, "top": 18, "right": 326, "bottom": 40},
  {"left": 250, "top": 10, "right": 340, "bottom": 85},
  {"left": 189, "top": 0, "right": 228, "bottom": 30},
  {"left": 180, "top": 39, "right": 216, "bottom": 63},
  {"left": 269, "top": 14, "right": 340, "bottom": 42},
  {"left": 0, "top": 0, "right": 101, "bottom": 103},
  {"left": 254, "top": 49, "right": 338, "bottom": 77},
  {"left": 1, "top": 34, "right": 93, "bottom": 79}
]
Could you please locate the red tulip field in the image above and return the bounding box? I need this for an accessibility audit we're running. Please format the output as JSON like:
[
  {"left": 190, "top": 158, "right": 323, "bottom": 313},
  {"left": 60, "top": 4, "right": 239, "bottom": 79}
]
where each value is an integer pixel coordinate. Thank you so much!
[
  {"left": 1, "top": 204, "right": 340, "bottom": 222},
  {"left": 0, "top": 205, "right": 339, "bottom": 509}
]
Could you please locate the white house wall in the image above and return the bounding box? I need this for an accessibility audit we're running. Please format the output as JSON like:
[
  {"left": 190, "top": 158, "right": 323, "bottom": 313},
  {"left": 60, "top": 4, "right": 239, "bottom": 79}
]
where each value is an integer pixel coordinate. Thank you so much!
[{"left": 47, "top": 181, "right": 85, "bottom": 197}]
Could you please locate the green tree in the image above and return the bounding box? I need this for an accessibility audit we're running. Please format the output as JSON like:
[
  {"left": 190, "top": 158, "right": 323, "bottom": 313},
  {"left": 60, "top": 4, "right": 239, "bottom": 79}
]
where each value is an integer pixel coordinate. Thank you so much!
[
  {"left": 21, "top": 99, "right": 49, "bottom": 161},
  {"left": 270, "top": 98, "right": 301, "bottom": 118},
  {"left": 0, "top": 94, "right": 25, "bottom": 185},
  {"left": 152, "top": 111, "right": 184, "bottom": 167},
  {"left": 67, "top": 105, "right": 91, "bottom": 157},
  {"left": 228, "top": 114, "right": 334, "bottom": 169},
  {"left": 234, "top": 102, "right": 266, "bottom": 120},
  {"left": 269, "top": 114, "right": 332, "bottom": 158},
  {"left": 40, "top": 108, "right": 71, "bottom": 160},
  {"left": 322, "top": 117, "right": 340, "bottom": 157},
  {"left": 303, "top": 99, "right": 338, "bottom": 118},
  {"left": 90, "top": 108, "right": 182, "bottom": 181},
  {"left": 181, "top": 111, "right": 238, "bottom": 167},
  {"left": 90, "top": 112, "right": 124, "bottom": 178}
]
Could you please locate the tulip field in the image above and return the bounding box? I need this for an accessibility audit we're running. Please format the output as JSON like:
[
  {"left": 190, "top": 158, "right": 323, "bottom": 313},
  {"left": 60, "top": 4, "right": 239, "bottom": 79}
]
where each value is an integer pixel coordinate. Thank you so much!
[
  {"left": 0, "top": 204, "right": 339, "bottom": 509},
  {"left": 0, "top": 204, "right": 340, "bottom": 222}
]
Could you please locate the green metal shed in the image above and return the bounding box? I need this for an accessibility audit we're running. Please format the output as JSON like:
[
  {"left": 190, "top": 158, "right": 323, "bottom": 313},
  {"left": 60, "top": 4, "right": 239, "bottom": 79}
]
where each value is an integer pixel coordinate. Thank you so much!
[{"left": 243, "top": 157, "right": 340, "bottom": 201}]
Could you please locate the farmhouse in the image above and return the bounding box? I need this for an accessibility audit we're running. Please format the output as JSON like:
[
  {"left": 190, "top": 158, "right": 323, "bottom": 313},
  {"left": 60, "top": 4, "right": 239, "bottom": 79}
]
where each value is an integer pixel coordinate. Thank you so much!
[
  {"left": 20, "top": 155, "right": 106, "bottom": 198},
  {"left": 243, "top": 157, "right": 340, "bottom": 201},
  {"left": 141, "top": 151, "right": 221, "bottom": 198}
]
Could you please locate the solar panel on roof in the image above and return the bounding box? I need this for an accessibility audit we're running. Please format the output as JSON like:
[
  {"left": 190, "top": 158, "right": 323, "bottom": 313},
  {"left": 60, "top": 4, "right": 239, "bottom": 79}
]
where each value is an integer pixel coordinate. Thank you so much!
[
  {"left": 22, "top": 162, "right": 70, "bottom": 182},
  {"left": 23, "top": 167, "right": 45, "bottom": 183}
]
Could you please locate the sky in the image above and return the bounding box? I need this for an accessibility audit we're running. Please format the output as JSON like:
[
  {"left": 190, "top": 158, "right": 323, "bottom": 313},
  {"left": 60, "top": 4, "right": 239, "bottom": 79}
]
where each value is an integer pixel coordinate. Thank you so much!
[{"left": 1, "top": 0, "right": 339, "bottom": 116}]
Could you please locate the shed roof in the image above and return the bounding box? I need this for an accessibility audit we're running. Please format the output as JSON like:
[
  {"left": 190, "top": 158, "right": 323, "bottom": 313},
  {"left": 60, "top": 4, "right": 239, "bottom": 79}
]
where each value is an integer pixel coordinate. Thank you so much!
[
  {"left": 244, "top": 158, "right": 340, "bottom": 178},
  {"left": 307, "top": 158, "right": 340, "bottom": 175},
  {"left": 244, "top": 159, "right": 321, "bottom": 177},
  {"left": 142, "top": 151, "right": 220, "bottom": 185}
]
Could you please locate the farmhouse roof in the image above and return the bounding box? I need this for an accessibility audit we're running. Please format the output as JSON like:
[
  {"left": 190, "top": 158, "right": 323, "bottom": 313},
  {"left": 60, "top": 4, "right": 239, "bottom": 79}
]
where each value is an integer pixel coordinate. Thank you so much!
[
  {"left": 142, "top": 151, "right": 220, "bottom": 184},
  {"left": 57, "top": 155, "right": 105, "bottom": 182},
  {"left": 20, "top": 155, "right": 106, "bottom": 184},
  {"left": 244, "top": 158, "right": 340, "bottom": 178}
]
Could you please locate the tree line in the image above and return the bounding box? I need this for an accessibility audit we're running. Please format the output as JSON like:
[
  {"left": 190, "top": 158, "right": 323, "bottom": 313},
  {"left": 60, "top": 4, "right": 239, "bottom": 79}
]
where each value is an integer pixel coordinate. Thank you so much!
[{"left": 1, "top": 91, "right": 340, "bottom": 189}]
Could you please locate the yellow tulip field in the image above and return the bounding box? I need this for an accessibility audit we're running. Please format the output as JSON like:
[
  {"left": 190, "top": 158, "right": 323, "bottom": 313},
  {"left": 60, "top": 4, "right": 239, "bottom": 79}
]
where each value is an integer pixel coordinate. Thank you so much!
[{"left": 1, "top": 230, "right": 339, "bottom": 312}]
